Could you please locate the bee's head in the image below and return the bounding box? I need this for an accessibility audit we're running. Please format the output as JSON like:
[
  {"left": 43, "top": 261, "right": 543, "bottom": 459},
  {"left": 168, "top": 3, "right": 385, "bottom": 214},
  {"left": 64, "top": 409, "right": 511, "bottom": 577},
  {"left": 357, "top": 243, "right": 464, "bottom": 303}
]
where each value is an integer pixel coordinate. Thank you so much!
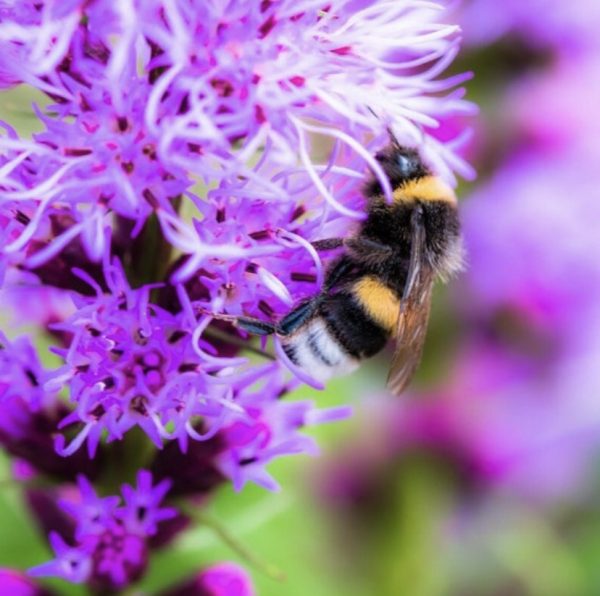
[
  {"left": 376, "top": 145, "right": 429, "bottom": 183},
  {"left": 365, "top": 144, "right": 430, "bottom": 198}
]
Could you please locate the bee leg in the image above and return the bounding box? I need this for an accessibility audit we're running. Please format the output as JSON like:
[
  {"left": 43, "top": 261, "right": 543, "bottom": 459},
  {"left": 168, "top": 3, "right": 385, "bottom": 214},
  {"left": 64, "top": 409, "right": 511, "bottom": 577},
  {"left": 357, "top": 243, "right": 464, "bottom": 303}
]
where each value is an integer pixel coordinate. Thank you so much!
[
  {"left": 279, "top": 299, "right": 322, "bottom": 335},
  {"left": 311, "top": 238, "right": 344, "bottom": 251},
  {"left": 313, "top": 237, "right": 393, "bottom": 266},
  {"left": 200, "top": 310, "right": 281, "bottom": 336},
  {"left": 235, "top": 317, "right": 281, "bottom": 336},
  {"left": 322, "top": 257, "right": 353, "bottom": 291},
  {"left": 344, "top": 237, "right": 393, "bottom": 267}
]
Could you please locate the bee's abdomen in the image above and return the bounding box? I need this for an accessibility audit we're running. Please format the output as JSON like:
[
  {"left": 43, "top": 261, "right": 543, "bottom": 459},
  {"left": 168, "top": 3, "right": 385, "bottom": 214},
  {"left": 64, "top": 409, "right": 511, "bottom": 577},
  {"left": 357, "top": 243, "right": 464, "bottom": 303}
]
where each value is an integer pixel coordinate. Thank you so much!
[
  {"left": 282, "top": 290, "right": 391, "bottom": 382},
  {"left": 282, "top": 318, "right": 360, "bottom": 382}
]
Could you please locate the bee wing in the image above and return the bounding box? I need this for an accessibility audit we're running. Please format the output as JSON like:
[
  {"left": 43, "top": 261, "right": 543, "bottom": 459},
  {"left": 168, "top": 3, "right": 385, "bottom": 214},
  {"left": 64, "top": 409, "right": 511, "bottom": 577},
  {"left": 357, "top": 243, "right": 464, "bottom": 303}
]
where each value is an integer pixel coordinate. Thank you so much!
[{"left": 386, "top": 208, "right": 435, "bottom": 396}]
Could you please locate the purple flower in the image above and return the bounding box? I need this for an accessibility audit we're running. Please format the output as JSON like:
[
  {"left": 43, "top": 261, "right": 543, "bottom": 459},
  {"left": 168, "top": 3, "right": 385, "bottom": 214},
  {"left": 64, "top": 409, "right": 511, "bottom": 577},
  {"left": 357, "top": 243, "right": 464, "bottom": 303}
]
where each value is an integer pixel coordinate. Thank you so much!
[
  {"left": 118, "top": 470, "right": 177, "bottom": 536},
  {"left": 38, "top": 256, "right": 352, "bottom": 489},
  {"left": 29, "top": 531, "right": 92, "bottom": 585},
  {"left": 462, "top": 147, "right": 600, "bottom": 345},
  {"left": 0, "top": 332, "right": 49, "bottom": 409},
  {"left": 460, "top": 0, "right": 600, "bottom": 55},
  {"left": 1, "top": 2, "right": 473, "bottom": 489},
  {"left": 219, "top": 397, "right": 351, "bottom": 491},
  {"left": 0, "top": 333, "right": 97, "bottom": 480},
  {"left": 0, "top": 569, "right": 54, "bottom": 596},
  {"left": 161, "top": 562, "right": 255, "bottom": 596},
  {"left": 503, "top": 57, "right": 600, "bottom": 156},
  {"left": 0, "top": 1, "right": 82, "bottom": 89},
  {"left": 29, "top": 470, "right": 176, "bottom": 590}
]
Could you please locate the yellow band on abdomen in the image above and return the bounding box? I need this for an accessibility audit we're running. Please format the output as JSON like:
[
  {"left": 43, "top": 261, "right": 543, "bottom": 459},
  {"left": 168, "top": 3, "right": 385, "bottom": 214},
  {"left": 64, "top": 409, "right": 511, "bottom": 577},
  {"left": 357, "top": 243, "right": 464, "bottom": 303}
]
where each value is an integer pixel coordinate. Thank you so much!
[{"left": 353, "top": 276, "right": 400, "bottom": 333}]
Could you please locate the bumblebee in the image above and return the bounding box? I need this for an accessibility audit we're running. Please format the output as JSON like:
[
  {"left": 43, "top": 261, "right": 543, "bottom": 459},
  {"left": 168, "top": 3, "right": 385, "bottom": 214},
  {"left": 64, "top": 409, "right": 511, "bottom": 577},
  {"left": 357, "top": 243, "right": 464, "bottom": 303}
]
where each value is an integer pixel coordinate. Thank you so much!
[{"left": 214, "top": 142, "right": 463, "bottom": 395}]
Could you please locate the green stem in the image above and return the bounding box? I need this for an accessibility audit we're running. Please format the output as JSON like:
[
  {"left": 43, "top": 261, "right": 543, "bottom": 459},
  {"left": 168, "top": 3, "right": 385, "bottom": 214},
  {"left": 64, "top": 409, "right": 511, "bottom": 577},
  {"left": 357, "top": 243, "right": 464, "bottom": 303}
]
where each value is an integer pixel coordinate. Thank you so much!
[{"left": 178, "top": 502, "right": 286, "bottom": 582}]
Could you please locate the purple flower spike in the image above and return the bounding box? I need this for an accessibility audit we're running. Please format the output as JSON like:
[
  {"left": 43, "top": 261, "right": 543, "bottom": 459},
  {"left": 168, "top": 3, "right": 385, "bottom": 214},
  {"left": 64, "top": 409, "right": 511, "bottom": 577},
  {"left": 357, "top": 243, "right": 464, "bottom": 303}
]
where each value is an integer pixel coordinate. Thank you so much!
[
  {"left": 161, "top": 562, "right": 255, "bottom": 596},
  {"left": 30, "top": 470, "right": 177, "bottom": 590},
  {"left": 0, "top": 0, "right": 473, "bottom": 276}
]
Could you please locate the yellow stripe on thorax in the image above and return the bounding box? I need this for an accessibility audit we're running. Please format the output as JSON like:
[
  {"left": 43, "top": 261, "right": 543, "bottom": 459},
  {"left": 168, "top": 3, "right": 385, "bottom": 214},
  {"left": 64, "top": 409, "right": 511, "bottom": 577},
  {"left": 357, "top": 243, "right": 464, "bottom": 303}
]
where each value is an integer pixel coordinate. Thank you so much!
[
  {"left": 353, "top": 276, "right": 400, "bottom": 333},
  {"left": 392, "top": 175, "right": 456, "bottom": 204}
]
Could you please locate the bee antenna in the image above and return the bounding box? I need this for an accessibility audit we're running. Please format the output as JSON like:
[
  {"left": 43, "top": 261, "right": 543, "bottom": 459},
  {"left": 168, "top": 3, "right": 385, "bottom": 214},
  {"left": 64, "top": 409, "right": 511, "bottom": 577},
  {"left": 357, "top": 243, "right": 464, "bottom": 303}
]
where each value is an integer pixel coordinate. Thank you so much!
[
  {"left": 366, "top": 106, "right": 379, "bottom": 120},
  {"left": 366, "top": 106, "right": 402, "bottom": 148}
]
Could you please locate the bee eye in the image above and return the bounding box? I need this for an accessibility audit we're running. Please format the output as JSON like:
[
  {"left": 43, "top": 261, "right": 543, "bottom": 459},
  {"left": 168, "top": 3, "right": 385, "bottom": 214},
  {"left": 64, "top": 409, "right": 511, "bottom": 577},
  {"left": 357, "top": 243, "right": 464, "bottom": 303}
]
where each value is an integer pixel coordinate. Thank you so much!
[{"left": 397, "top": 154, "right": 416, "bottom": 175}]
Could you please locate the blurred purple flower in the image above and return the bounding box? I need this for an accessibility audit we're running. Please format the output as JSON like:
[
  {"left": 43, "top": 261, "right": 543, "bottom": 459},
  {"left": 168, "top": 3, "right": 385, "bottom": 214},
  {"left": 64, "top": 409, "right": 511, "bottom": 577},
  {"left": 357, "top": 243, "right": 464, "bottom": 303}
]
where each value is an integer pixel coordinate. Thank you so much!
[
  {"left": 29, "top": 531, "right": 93, "bottom": 585},
  {"left": 460, "top": 0, "right": 600, "bottom": 54},
  {"left": 505, "top": 57, "right": 600, "bottom": 155},
  {"left": 162, "top": 562, "right": 255, "bottom": 596},
  {"left": 0, "top": 568, "right": 55, "bottom": 596},
  {"left": 462, "top": 148, "right": 600, "bottom": 344},
  {"left": 0, "top": 332, "right": 50, "bottom": 409},
  {"left": 29, "top": 471, "right": 177, "bottom": 590},
  {"left": 118, "top": 470, "right": 177, "bottom": 536}
]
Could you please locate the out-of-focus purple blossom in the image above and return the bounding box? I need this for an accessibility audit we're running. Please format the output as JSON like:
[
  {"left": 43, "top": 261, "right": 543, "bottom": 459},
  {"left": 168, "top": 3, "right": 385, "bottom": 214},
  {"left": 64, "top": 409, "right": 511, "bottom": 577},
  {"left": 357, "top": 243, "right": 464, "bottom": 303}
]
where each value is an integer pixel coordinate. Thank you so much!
[
  {"left": 460, "top": 0, "right": 600, "bottom": 55},
  {"left": 321, "top": 330, "right": 600, "bottom": 503},
  {"left": 0, "top": 568, "right": 55, "bottom": 596},
  {"left": 0, "top": 331, "right": 50, "bottom": 409},
  {"left": 29, "top": 531, "right": 92, "bottom": 585},
  {"left": 162, "top": 562, "right": 255, "bottom": 596},
  {"left": 0, "top": 270, "right": 74, "bottom": 331},
  {"left": 461, "top": 148, "right": 600, "bottom": 344},
  {"left": 117, "top": 470, "right": 177, "bottom": 536},
  {"left": 29, "top": 471, "right": 177, "bottom": 591},
  {"left": 219, "top": 397, "right": 351, "bottom": 491},
  {"left": 505, "top": 57, "right": 600, "bottom": 155}
]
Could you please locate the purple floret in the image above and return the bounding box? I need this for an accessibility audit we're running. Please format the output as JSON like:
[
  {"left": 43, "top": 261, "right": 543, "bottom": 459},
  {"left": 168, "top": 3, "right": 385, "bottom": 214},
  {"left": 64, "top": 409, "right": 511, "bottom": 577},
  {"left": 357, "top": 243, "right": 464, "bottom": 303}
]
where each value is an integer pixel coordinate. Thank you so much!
[{"left": 29, "top": 470, "right": 176, "bottom": 591}]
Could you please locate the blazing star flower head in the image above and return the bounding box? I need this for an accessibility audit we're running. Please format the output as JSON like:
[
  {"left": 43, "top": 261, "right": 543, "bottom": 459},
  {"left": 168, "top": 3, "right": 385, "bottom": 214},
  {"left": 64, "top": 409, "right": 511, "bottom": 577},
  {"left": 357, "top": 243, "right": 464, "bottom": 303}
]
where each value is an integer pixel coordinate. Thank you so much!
[
  {"left": 1, "top": 1, "right": 473, "bottom": 484},
  {"left": 43, "top": 258, "right": 350, "bottom": 490},
  {"left": 29, "top": 471, "right": 176, "bottom": 591},
  {"left": 0, "top": 0, "right": 474, "bottom": 280}
]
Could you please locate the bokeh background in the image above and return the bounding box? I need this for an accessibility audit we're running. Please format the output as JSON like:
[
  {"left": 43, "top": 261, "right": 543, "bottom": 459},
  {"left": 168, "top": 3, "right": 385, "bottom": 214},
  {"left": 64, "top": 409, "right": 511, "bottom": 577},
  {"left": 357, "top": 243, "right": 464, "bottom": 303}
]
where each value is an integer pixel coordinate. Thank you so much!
[{"left": 2, "top": 1, "right": 600, "bottom": 595}]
